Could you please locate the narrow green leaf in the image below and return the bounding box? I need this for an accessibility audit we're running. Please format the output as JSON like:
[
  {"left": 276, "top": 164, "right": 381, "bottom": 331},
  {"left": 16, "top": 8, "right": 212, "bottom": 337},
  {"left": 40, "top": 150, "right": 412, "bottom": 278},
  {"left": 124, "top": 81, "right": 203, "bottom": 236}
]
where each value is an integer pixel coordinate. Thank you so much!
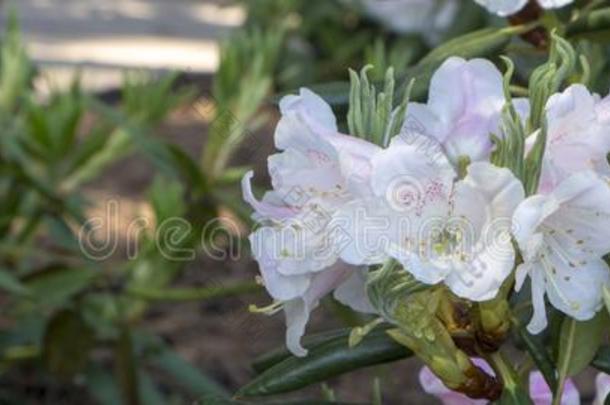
[
  {"left": 237, "top": 328, "right": 411, "bottom": 398},
  {"left": 514, "top": 318, "right": 557, "bottom": 392},
  {"left": 252, "top": 328, "right": 351, "bottom": 373},
  {"left": 557, "top": 313, "right": 607, "bottom": 378},
  {"left": 85, "top": 365, "right": 123, "bottom": 405},
  {"left": 42, "top": 310, "right": 95, "bottom": 379},
  {"left": 25, "top": 268, "right": 97, "bottom": 306},
  {"left": 567, "top": 8, "right": 610, "bottom": 40},
  {"left": 497, "top": 385, "right": 534, "bottom": 405},
  {"left": 114, "top": 327, "right": 140, "bottom": 405},
  {"left": 0, "top": 268, "right": 29, "bottom": 295},
  {"left": 592, "top": 346, "right": 610, "bottom": 374}
]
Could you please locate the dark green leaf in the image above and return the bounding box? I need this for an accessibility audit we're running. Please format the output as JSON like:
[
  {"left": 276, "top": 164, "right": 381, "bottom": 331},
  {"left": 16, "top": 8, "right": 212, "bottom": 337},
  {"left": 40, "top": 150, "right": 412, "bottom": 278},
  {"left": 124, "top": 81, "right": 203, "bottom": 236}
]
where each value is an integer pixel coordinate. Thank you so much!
[
  {"left": 252, "top": 328, "right": 351, "bottom": 373},
  {"left": 557, "top": 313, "right": 607, "bottom": 378},
  {"left": 497, "top": 385, "right": 534, "bottom": 405},
  {"left": 237, "top": 328, "right": 411, "bottom": 398},
  {"left": 567, "top": 8, "right": 610, "bottom": 40},
  {"left": 0, "top": 267, "right": 29, "bottom": 295},
  {"left": 114, "top": 327, "right": 140, "bottom": 405},
  {"left": 25, "top": 268, "right": 97, "bottom": 306},
  {"left": 514, "top": 320, "right": 557, "bottom": 392},
  {"left": 150, "top": 346, "right": 228, "bottom": 398},
  {"left": 592, "top": 346, "right": 610, "bottom": 374},
  {"left": 85, "top": 364, "right": 123, "bottom": 405},
  {"left": 42, "top": 310, "right": 95, "bottom": 379}
]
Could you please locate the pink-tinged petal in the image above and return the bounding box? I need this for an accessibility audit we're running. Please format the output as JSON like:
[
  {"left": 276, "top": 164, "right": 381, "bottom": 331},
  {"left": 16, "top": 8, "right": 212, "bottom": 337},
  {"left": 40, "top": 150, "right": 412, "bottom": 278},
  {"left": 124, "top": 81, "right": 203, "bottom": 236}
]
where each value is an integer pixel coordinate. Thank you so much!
[
  {"left": 371, "top": 139, "right": 455, "bottom": 212},
  {"left": 407, "top": 57, "right": 506, "bottom": 164},
  {"left": 241, "top": 171, "right": 298, "bottom": 221},
  {"left": 594, "top": 373, "right": 610, "bottom": 405},
  {"left": 333, "top": 266, "right": 376, "bottom": 313},
  {"left": 540, "top": 85, "right": 610, "bottom": 190},
  {"left": 248, "top": 228, "right": 311, "bottom": 301},
  {"left": 327, "top": 133, "right": 381, "bottom": 197},
  {"left": 279, "top": 87, "right": 337, "bottom": 133},
  {"left": 473, "top": 0, "right": 528, "bottom": 16},
  {"left": 419, "top": 358, "right": 492, "bottom": 405},
  {"left": 284, "top": 262, "right": 353, "bottom": 356},
  {"left": 529, "top": 371, "right": 580, "bottom": 405}
]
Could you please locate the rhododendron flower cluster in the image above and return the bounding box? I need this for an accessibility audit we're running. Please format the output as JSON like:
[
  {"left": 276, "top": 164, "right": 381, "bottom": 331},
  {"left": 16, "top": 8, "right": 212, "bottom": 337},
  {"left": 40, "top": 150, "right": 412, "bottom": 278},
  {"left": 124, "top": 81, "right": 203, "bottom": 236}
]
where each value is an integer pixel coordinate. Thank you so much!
[{"left": 244, "top": 56, "right": 610, "bottom": 357}]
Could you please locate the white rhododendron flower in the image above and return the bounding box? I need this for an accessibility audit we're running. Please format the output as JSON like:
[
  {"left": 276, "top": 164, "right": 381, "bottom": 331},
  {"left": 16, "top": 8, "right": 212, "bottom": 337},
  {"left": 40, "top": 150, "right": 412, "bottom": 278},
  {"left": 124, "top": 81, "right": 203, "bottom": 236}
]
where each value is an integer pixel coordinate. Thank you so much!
[
  {"left": 348, "top": 0, "right": 458, "bottom": 42},
  {"left": 534, "top": 84, "right": 610, "bottom": 193},
  {"left": 242, "top": 88, "right": 378, "bottom": 356},
  {"left": 333, "top": 136, "right": 524, "bottom": 301},
  {"left": 474, "top": 0, "right": 574, "bottom": 17},
  {"left": 403, "top": 57, "right": 527, "bottom": 166},
  {"left": 513, "top": 171, "right": 610, "bottom": 334}
]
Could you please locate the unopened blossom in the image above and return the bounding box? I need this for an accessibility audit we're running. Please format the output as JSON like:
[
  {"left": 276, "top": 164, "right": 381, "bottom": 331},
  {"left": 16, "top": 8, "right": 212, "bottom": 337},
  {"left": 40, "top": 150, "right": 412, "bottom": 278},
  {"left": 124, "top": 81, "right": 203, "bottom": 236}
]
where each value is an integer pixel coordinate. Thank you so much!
[
  {"left": 332, "top": 136, "right": 524, "bottom": 301},
  {"left": 420, "top": 359, "right": 580, "bottom": 404},
  {"left": 403, "top": 57, "right": 528, "bottom": 166},
  {"left": 243, "top": 88, "right": 378, "bottom": 356},
  {"left": 513, "top": 170, "right": 610, "bottom": 334},
  {"left": 474, "top": 0, "right": 574, "bottom": 17},
  {"left": 347, "top": 0, "right": 458, "bottom": 42},
  {"left": 534, "top": 84, "right": 610, "bottom": 194}
]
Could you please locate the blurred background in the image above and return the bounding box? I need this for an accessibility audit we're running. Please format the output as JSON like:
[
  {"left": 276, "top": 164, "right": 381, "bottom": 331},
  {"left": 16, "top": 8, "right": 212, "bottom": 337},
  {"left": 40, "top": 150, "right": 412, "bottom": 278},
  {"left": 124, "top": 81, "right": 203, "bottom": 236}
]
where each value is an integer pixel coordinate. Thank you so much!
[{"left": 0, "top": 0, "right": 443, "bottom": 403}]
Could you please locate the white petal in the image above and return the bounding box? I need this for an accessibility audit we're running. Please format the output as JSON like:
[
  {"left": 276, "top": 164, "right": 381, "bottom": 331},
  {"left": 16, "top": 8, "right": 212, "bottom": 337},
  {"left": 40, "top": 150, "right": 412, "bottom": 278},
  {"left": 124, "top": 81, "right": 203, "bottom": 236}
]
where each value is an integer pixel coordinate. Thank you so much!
[
  {"left": 248, "top": 229, "right": 311, "bottom": 301},
  {"left": 473, "top": 0, "right": 528, "bottom": 16},
  {"left": 284, "top": 264, "right": 352, "bottom": 356},
  {"left": 541, "top": 85, "right": 610, "bottom": 189},
  {"left": 548, "top": 171, "right": 610, "bottom": 255},
  {"left": 333, "top": 266, "right": 376, "bottom": 314},
  {"left": 387, "top": 243, "right": 449, "bottom": 285},
  {"left": 371, "top": 141, "right": 455, "bottom": 213},
  {"left": 418, "top": 57, "right": 506, "bottom": 163},
  {"left": 241, "top": 171, "right": 297, "bottom": 221},
  {"left": 512, "top": 194, "right": 558, "bottom": 260},
  {"left": 537, "top": 0, "right": 574, "bottom": 9},
  {"left": 330, "top": 198, "right": 394, "bottom": 266},
  {"left": 544, "top": 256, "right": 609, "bottom": 322},
  {"left": 355, "top": 0, "right": 458, "bottom": 41},
  {"left": 528, "top": 267, "right": 549, "bottom": 334},
  {"left": 594, "top": 373, "right": 610, "bottom": 405},
  {"left": 445, "top": 163, "right": 523, "bottom": 301},
  {"left": 279, "top": 88, "right": 337, "bottom": 133}
]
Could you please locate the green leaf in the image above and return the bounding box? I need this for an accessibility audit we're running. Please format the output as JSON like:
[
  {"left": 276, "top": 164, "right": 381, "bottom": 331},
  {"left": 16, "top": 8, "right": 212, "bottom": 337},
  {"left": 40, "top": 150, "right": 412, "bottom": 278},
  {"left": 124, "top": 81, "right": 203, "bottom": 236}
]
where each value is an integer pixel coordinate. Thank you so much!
[
  {"left": 114, "top": 327, "right": 140, "bottom": 405},
  {"left": 0, "top": 267, "right": 29, "bottom": 295},
  {"left": 252, "top": 329, "right": 352, "bottom": 373},
  {"left": 566, "top": 8, "right": 610, "bottom": 40},
  {"left": 42, "top": 310, "right": 95, "bottom": 379},
  {"left": 592, "top": 346, "right": 610, "bottom": 374},
  {"left": 150, "top": 346, "right": 228, "bottom": 398},
  {"left": 514, "top": 318, "right": 557, "bottom": 392},
  {"left": 497, "top": 385, "right": 534, "bottom": 405},
  {"left": 85, "top": 364, "right": 123, "bottom": 405},
  {"left": 556, "top": 313, "right": 607, "bottom": 378},
  {"left": 25, "top": 268, "right": 97, "bottom": 306},
  {"left": 137, "top": 371, "right": 165, "bottom": 405},
  {"left": 236, "top": 328, "right": 411, "bottom": 398},
  {"left": 135, "top": 332, "right": 228, "bottom": 398}
]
